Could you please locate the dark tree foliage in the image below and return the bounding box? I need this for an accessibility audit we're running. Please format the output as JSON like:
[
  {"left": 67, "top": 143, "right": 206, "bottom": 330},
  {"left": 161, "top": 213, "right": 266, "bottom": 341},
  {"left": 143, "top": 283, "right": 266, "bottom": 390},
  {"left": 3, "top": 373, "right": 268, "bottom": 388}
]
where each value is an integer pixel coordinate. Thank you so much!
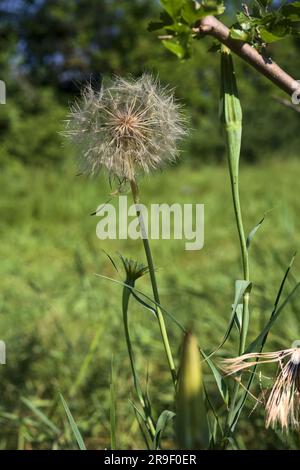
[
  {"left": 7, "top": 0, "right": 158, "bottom": 91},
  {"left": 0, "top": 0, "right": 299, "bottom": 165}
]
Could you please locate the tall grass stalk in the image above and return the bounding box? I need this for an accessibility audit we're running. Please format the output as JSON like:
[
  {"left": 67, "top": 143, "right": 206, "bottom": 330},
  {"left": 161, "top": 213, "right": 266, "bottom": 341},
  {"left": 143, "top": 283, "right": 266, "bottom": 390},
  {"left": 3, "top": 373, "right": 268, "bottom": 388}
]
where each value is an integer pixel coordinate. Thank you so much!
[{"left": 130, "top": 178, "right": 177, "bottom": 387}]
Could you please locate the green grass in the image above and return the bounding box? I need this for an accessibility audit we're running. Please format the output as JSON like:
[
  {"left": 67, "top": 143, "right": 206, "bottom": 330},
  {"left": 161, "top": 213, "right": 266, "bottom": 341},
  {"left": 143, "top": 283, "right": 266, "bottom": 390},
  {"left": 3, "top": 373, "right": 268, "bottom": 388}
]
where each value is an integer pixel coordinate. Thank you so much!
[{"left": 1, "top": 157, "right": 300, "bottom": 449}]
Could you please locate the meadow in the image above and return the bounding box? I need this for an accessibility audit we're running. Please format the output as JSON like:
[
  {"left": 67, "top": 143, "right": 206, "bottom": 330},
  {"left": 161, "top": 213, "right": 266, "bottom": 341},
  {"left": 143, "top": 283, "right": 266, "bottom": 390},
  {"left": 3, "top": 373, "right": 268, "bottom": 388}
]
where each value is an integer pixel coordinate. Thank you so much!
[{"left": 1, "top": 156, "right": 300, "bottom": 449}]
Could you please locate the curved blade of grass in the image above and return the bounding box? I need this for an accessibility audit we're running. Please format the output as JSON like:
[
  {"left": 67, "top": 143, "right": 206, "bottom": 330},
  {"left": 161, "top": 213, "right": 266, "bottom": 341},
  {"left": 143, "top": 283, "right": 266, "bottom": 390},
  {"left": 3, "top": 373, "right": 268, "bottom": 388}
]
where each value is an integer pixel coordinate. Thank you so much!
[
  {"left": 208, "top": 280, "right": 251, "bottom": 357},
  {"left": 247, "top": 282, "right": 300, "bottom": 354},
  {"left": 153, "top": 410, "right": 175, "bottom": 450},
  {"left": 59, "top": 393, "right": 86, "bottom": 450},
  {"left": 130, "top": 402, "right": 151, "bottom": 450},
  {"left": 201, "top": 350, "right": 229, "bottom": 406},
  {"left": 102, "top": 249, "right": 119, "bottom": 273},
  {"left": 246, "top": 253, "right": 297, "bottom": 353},
  {"left": 203, "top": 384, "right": 223, "bottom": 439},
  {"left": 110, "top": 357, "right": 117, "bottom": 450},
  {"left": 131, "top": 289, "right": 185, "bottom": 332},
  {"left": 21, "top": 397, "right": 60, "bottom": 436},
  {"left": 94, "top": 273, "right": 185, "bottom": 332},
  {"left": 246, "top": 216, "right": 265, "bottom": 250}
]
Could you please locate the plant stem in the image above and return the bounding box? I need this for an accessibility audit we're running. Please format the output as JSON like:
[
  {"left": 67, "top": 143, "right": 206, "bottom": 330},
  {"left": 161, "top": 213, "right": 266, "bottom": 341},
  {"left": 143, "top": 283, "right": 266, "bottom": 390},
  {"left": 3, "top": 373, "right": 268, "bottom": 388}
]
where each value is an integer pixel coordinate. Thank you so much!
[
  {"left": 223, "top": 130, "right": 250, "bottom": 442},
  {"left": 220, "top": 47, "right": 251, "bottom": 444},
  {"left": 122, "top": 282, "right": 156, "bottom": 440},
  {"left": 130, "top": 179, "right": 177, "bottom": 387},
  {"left": 226, "top": 133, "right": 250, "bottom": 355}
]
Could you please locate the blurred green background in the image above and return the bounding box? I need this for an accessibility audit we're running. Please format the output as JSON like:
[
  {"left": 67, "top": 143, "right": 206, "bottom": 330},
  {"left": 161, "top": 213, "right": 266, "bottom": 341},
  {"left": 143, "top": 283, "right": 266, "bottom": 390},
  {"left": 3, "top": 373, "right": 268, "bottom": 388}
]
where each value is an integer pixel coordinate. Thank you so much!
[{"left": 0, "top": 0, "right": 300, "bottom": 449}]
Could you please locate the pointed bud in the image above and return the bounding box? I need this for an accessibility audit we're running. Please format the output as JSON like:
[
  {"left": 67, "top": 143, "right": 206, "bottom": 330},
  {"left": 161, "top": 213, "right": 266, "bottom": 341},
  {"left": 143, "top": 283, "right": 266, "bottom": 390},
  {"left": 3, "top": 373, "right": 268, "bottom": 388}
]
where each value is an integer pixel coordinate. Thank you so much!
[{"left": 176, "top": 332, "right": 209, "bottom": 449}]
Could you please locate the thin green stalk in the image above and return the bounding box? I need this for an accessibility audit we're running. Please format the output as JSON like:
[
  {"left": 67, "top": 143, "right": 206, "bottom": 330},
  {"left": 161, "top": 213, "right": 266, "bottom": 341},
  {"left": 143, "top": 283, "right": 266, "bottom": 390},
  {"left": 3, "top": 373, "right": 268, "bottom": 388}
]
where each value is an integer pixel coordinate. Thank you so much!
[
  {"left": 122, "top": 282, "right": 156, "bottom": 439},
  {"left": 130, "top": 179, "right": 177, "bottom": 387},
  {"left": 220, "top": 46, "right": 251, "bottom": 444},
  {"left": 226, "top": 130, "right": 250, "bottom": 355}
]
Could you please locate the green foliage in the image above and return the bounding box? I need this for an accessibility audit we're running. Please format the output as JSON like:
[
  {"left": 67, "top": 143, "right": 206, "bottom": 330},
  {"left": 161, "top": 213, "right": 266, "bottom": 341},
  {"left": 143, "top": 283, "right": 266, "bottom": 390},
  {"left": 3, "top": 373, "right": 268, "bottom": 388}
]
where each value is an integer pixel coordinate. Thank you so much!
[
  {"left": 230, "top": 1, "right": 300, "bottom": 51},
  {"left": 60, "top": 394, "right": 86, "bottom": 450},
  {"left": 0, "top": 0, "right": 300, "bottom": 166},
  {"left": 1, "top": 0, "right": 300, "bottom": 452},
  {"left": 0, "top": 86, "right": 67, "bottom": 167},
  {"left": 1, "top": 159, "right": 300, "bottom": 449},
  {"left": 149, "top": 0, "right": 225, "bottom": 58}
]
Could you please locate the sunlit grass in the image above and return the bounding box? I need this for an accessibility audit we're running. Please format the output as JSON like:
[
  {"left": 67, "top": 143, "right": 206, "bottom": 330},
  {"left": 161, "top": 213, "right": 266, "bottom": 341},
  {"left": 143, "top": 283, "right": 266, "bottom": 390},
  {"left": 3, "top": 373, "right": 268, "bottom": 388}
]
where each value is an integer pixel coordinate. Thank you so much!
[{"left": 1, "top": 157, "right": 300, "bottom": 449}]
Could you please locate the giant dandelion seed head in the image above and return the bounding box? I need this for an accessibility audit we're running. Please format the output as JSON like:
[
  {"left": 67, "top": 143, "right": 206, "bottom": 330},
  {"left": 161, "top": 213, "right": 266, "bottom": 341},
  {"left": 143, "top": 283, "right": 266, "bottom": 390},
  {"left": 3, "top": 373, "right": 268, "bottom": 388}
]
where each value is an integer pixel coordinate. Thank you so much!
[
  {"left": 64, "top": 74, "right": 187, "bottom": 181},
  {"left": 221, "top": 343, "right": 300, "bottom": 431}
]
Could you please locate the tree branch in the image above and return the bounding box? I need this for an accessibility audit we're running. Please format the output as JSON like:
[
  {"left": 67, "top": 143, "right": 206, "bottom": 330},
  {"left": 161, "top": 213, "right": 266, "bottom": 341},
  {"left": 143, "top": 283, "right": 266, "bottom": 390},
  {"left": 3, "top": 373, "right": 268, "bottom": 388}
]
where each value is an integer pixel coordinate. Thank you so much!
[{"left": 197, "top": 15, "right": 299, "bottom": 97}]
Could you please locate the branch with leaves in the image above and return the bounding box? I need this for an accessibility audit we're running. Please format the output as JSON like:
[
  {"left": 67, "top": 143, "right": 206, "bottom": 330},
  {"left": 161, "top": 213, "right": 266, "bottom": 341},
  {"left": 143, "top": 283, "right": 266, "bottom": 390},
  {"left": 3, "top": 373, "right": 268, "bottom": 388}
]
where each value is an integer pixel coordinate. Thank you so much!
[{"left": 150, "top": 0, "right": 300, "bottom": 96}]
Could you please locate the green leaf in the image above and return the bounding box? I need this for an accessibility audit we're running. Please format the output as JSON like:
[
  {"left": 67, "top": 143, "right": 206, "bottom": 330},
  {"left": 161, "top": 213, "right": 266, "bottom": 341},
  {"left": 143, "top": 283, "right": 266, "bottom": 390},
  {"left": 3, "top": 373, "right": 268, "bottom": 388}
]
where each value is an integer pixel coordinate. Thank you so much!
[
  {"left": 215, "top": 280, "right": 251, "bottom": 351},
  {"left": 201, "top": 350, "right": 229, "bottom": 406},
  {"left": 246, "top": 215, "right": 265, "bottom": 250},
  {"left": 153, "top": 410, "right": 175, "bottom": 449},
  {"left": 162, "top": 38, "right": 188, "bottom": 59},
  {"left": 94, "top": 273, "right": 186, "bottom": 333},
  {"left": 260, "top": 26, "right": 289, "bottom": 43},
  {"left": 236, "top": 12, "right": 252, "bottom": 29},
  {"left": 230, "top": 28, "right": 249, "bottom": 41},
  {"left": 182, "top": 0, "right": 201, "bottom": 24},
  {"left": 59, "top": 393, "right": 86, "bottom": 450},
  {"left": 164, "top": 22, "right": 191, "bottom": 34},
  {"left": 199, "top": 0, "right": 225, "bottom": 17},
  {"left": 161, "top": 0, "right": 185, "bottom": 20},
  {"left": 234, "top": 303, "right": 243, "bottom": 333},
  {"left": 131, "top": 403, "right": 151, "bottom": 450}
]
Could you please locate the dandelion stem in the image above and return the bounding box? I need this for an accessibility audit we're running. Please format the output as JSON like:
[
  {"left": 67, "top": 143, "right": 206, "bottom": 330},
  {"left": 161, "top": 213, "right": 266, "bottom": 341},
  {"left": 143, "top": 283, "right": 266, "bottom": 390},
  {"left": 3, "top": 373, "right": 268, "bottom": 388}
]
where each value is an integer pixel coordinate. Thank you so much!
[{"left": 130, "top": 178, "right": 177, "bottom": 388}]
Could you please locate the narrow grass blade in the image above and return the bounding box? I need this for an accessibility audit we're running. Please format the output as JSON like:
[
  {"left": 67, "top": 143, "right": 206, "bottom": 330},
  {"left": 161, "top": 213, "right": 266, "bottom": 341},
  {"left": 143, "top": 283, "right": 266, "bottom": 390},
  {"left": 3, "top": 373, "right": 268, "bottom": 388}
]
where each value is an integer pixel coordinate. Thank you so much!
[
  {"left": 59, "top": 393, "right": 86, "bottom": 450},
  {"left": 247, "top": 253, "right": 297, "bottom": 353},
  {"left": 201, "top": 350, "right": 229, "bottom": 406},
  {"left": 110, "top": 357, "right": 117, "bottom": 450},
  {"left": 209, "top": 280, "right": 251, "bottom": 355},
  {"left": 131, "top": 403, "right": 151, "bottom": 450},
  {"left": 153, "top": 410, "right": 175, "bottom": 450},
  {"left": 71, "top": 325, "right": 102, "bottom": 397},
  {"left": 247, "top": 282, "right": 300, "bottom": 353},
  {"left": 246, "top": 216, "right": 265, "bottom": 250},
  {"left": 102, "top": 249, "right": 119, "bottom": 273},
  {"left": 94, "top": 273, "right": 185, "bottom": 332},
  {"left": 21, "top": 397, "right": 60, "bottom": 436}
]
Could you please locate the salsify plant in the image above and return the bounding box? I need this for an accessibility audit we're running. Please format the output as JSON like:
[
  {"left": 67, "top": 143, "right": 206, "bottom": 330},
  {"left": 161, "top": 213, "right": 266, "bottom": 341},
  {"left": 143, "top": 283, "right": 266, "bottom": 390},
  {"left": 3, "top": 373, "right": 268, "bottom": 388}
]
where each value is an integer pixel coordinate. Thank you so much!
[
  {"left": 64, "top": 0, "right": 300, "bottom": 451},
  {"left": 65, "top": 73, "right": 189, "bottom": 448},
  {"left": 65, "top": 74, "right": 187, "bottom": 393}
]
